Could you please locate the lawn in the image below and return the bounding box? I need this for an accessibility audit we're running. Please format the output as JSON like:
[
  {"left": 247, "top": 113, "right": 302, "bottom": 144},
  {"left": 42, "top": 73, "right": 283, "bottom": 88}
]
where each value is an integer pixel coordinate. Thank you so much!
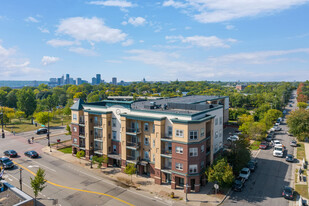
[
  {"left": 297, "top": 143, "right": 306, "bottom": 160},
  {"left": 295, "top": 184, "right": 309, "bottom": 199},
  {"left": 249, "top": 140, "right": 261, "bottom": 150},
  {"left": 4, "top": 116, "right": 71, "bottom": 133},
  {"left": 58, "top": 147, "right": 72, "bottom": 154}
]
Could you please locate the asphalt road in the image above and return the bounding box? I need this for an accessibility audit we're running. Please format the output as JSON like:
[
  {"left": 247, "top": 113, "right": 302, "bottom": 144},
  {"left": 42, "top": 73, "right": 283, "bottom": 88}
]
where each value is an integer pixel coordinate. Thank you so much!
[
  {"left": 223, "top": 91, "right": 298, "bottom": 206},
  {"left": 0, "top": 132, "right": 176, "bottom": 206}
]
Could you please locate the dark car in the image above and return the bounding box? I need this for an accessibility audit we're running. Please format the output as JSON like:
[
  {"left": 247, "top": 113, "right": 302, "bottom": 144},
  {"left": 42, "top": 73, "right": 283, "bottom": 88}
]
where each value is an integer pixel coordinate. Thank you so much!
[
  {"left": 233, "top": 177, "right": 245, "bottom": 192},
  {"left": 282, "top": 186, "right": 294, "bottom": 200},
  {"left": 4, "top": 150, "right": 18, "bottom": 158},
  {"left": 249, "top": 159, "right": 258, "bottom": 166},
  {"left": 36, "top": 128, "right": 48, "bottom": 134},
  {"left": 286, "top": 154, "right": 294, "bottom": 162},
  {"left": 24, "top": 151, "right": 39, "bottom": 158},
  {"left": 259, "top": 141, "right": 268, "bottom": 149},
  {"left": 247, "top": 162, "right": 256, "bottom": 172},
  {"left": 0, "top": 157, "right": 14, "bottom": 169}
]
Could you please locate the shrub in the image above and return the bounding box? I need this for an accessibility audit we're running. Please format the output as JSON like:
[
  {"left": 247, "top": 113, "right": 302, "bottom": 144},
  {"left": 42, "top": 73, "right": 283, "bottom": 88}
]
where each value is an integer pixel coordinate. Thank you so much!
[{"left": 76, "top": 150, "right": 85, "bottom": 159}]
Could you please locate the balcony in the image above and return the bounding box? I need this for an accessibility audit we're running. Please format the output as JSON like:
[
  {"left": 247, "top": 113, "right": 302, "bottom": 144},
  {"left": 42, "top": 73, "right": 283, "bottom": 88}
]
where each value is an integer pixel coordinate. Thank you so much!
[
  {"left": 94, "top": 121, "right": 102, "bottom": 128},
  {"left": 126, "top": 128, "right": 141, "bottom": 135},
  {"left": 79, "top": 132, "right": 85, "bottom": 138},
  {"left": 94, "top": 135, "right": 103, "bottom": 141},
  {"left": 126, "top": 155, "right": 140, "bottom": 164},
  {"left": 161, "top": 136, "right": 172, "bottom": 142},
  {"left": 126, "top": 142, "right": 140, "bottom": 150},
  {"left": 79, "top": 142, "right": 85, "bottom": 149},
  {"left": 161, "top": 149, "right": 172, "bottom": 158},
  {"left": 79, "top": 119, "right": 85, "bottom": 125}
]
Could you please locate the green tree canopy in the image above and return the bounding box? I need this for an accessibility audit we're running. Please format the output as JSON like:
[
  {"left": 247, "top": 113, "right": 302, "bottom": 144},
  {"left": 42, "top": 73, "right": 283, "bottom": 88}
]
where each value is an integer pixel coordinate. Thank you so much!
[
  {"left": 207, "top": 158, "right": 234, "bottom": 187},
  {"left": 124, "top": 163, "right": 137, "bottom": 183},
  {"left": 297, "top": 102, "right": 308, "bottom": 109},
  {"left": 287, "top": 109, "right": 309, "bottom": 141},
  {"left": 17, "top": 89, "right": 37, "bottom": 117},
  {"left": 30, "top": 168, "right": 47, "bottom": 204},
  {"left": 34, "top": 112, "right": 53, "bottom": 126}
]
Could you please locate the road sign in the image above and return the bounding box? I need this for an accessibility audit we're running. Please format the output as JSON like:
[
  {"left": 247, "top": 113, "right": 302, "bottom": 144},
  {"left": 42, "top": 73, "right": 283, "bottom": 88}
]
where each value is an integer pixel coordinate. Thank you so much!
[{"left": 214, "top": 184, "right": 219, "bottom": 189}]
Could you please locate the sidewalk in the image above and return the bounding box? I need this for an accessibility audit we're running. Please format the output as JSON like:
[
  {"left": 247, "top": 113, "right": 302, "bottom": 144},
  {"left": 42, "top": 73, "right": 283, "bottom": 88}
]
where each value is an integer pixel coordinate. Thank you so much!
[{"left": 41, "top": 146, "right": 225, "bottom": 206}]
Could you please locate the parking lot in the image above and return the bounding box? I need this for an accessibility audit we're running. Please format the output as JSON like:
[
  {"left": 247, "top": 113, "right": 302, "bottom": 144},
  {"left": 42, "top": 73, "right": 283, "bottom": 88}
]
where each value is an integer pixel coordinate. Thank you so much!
[{"left": 224, "top": 92, "right": 297, "bottom": 206}]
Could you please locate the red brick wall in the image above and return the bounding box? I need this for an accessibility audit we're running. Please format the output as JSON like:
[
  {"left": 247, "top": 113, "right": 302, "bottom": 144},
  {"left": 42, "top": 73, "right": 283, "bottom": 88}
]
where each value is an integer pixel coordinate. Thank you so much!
[
  {"left": 149, "top": 163, "right": 155, "bottom": 178},
  {"left": 111, "top": 140, "right": 121, "bottom": 154},
  {"left": 71, "top": 124, "right": 79, "bottom": 145}
]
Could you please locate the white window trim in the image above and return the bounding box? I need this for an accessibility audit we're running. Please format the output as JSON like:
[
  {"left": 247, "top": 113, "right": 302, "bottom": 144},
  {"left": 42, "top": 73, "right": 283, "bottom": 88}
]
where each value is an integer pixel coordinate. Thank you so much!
[
  {"left": 189, "top": 130, "right": 198, "bottom": 140},
  {"left": 144, "top": 137, "right": 149, "bottom": 145},
  {"left": 189, "top": 164, "right": 198, "bottom": 174},
  {"left": 176, "top": 146, "right": 183, "bottom": 154},
  {"left": 176, "top": 162, "right": 183, "bottom": 171},
  {"left": 175, "top": 129, "right": 184, "bottom": 138},
  {"left": 201, "top": 145, "right": 205, "bottom": 153},
  {"left": 189, "top": 148, "right": 198, "bottom": 157}
]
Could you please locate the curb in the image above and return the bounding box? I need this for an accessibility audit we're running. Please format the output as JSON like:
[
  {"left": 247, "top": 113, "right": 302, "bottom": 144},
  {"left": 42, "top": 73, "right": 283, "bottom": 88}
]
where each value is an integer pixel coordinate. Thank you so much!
[
  {"left": 217, "top": 188, "right": 232, "bottom": 205},
  {"left": 34, "top": 132, "right": 66, "bottom": 140}
]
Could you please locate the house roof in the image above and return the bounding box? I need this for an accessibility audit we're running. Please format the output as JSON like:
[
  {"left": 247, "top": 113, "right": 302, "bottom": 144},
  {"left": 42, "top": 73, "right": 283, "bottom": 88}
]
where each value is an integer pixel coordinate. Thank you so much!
[{"left": 70, "top": 98, "right": 84, "bottom": 111}]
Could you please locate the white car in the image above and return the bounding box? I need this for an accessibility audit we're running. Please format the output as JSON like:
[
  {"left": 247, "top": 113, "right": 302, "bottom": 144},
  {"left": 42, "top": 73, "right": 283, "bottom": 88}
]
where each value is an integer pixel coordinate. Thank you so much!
[
  {"left": 239, "top": 168, "right": 251, "bottom": 180},
  {"left": 271, "top": 126, "right": 282, "bottom": 132},
  {"left": 273, "top": 140, "right": 282, "bottom": 147},
  {"left": 275, "top": 122, "right": 280, "bottom": 126},
  {"left": 227, "top": 135, "right": 239, "bottom": 142},
  {"left": 273, "top": 146, "right": 284, "bottom": 157}
]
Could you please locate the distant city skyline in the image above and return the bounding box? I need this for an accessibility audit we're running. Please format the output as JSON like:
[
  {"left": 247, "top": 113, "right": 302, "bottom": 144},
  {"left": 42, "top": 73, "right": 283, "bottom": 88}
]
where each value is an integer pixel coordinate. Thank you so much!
[{"left": 0, "top": 1, "right": 309, "bottom": 81}]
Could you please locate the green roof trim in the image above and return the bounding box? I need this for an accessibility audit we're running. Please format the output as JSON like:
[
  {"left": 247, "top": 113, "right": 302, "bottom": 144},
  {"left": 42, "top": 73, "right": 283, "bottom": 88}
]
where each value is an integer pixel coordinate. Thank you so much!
[
  {"left": 171, "top": 115, "right": 215, "bottom": 124},
  {"left": 71, "top": 99, "right": 84, "bottom": 111},
  {"left": 191, "top": 96, "right": 228, "bottom": 104},
  {"left": 172, "top": 137, "right": 208, "bottom": 145},
  {"left": 120, "top": 113, "right": 166, "bottom": 122},
  {"left": 84, "top": 110, "right": 112, "bottom": 115}
]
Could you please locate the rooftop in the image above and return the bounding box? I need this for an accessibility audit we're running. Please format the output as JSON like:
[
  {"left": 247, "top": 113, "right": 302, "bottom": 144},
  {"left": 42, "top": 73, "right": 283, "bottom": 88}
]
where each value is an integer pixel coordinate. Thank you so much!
[{"left": 0, "top": 180, "right": 33, "bottom": 206}]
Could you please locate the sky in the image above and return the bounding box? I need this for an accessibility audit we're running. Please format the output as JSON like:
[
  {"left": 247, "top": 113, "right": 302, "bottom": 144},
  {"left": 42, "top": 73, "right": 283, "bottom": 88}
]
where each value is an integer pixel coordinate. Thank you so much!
[{"left": 0, "top": 0, "right": 309, "bottom": 82}]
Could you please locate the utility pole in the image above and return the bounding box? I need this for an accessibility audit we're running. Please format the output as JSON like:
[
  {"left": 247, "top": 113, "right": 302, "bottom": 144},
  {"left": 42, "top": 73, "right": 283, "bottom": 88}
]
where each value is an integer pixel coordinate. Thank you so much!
[
  {"left": 19, "top": 168, "right": 23, "bottom": 191},
  {"left": 47, "top": 110, "right": 52, "bottom": 152},
  {"left": 1, "top": 106, "right": 4, "bottom": 139}
]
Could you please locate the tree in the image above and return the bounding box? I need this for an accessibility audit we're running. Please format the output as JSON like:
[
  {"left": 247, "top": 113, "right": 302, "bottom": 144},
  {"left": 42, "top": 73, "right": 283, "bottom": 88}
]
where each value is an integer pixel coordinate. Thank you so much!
[
  {"left": 0, "top": 90, "right": 7, "bottom": 106},
  {"left": 73, "top": 92, "right": 87, "bottom": 101},
  {"left": 262, "top": 109, "right": 282, "bottom": 128},
  {"left": 247, "top": 122, "right": 267, "bottom": 140},
  {"left": 15, "top": 111, "right": 25, "bottom": 123},
  {"left": 30, "top": 168, "right": 47, "bottom": 205},
  {"left": 6, "top": 89, "right": 18, "bottom": 108},
  {"left": 124, "top": 163, "right": 136, "bottom": 183},
  {"left": 34, "top": 112, "right": 53, "bottom": 126},
  {"left": 207, "top": 158, "right": 234, "bottom": 187},
  {"left": 66, "top": 124, "right": 71, "bottom": 135},
  {"left": 297, "top": 102, "right": 308, "bottom": 109},
  {"left": 287, "top": 109, "right": 309, "bottom": 141},
  {"left": 17, "top": 89, "right": 37, "bottom": 117}
]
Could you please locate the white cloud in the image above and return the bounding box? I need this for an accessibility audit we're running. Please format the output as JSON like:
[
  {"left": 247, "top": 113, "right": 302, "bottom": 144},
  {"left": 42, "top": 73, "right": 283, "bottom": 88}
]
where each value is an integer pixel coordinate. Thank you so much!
[
  {"left": 185, "top": 26, "right": 191, "bottom": 30},
  {"left": 38, "top": 27, "right": 50, "bottom": 33},
  {"left": 88, "top": 0, "right": 133, "bottom": 8},
  {"left": 47, "top": 39, "right": 78, "bottom": 47},
  {"left": 226, "top": 25, "right": 235, "bottom": 30},
  {"left": 166, "top": 35, "right": 237, "bottom": 48},
  {"left": 139, "top": 40, "right": 144, "bottom": 43},
  {"left": 122, "top": 39, "right": 134, "bottom": 46},
  {"left": 0, "top": 41, "right": 43, "bottom": 79},
  {"left": 25, "top": 16, "right": 39, "bottom": 23},
  {"left": 69, "top": 47, "right": 98, "bottom": 56},
  {"left": 163, "top": 0, "right": 309, "bottom": 23},
  {"left": 57, "top": 17, "right": 127, "bottom": 43},
  {"left": 127, "top": 17, "right": 147, "bottom": 26},
  {"left": 41, "top": 56, "right": 60, "bottom": 66}
]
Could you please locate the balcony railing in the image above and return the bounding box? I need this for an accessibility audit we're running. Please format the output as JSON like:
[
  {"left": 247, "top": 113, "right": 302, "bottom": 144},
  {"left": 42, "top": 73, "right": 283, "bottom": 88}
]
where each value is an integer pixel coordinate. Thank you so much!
[
  {"left": 126, "top": 128, "right": 141, "bottom": 133},
  {"left": 94, "top": 147, "right": 103, "bottom": 151},
  {"left": 79, "top": 143, "right": 85, "bottom": 148},
  {"left": 161, "top": 136, "right": 172, "bottom": 141},
  {"left": 94, "top": 121, "right": 102, "bottom": 127},
  {"left": 161, "top": 149, "right": 172, "bottom": 155},
  {"left": 79, "top": 119, "right": 85, "bottom": 124},
  {"left": 94, "top": 135, "right": 103, "bottom": 140},
  {"left": 126, "top": 142, "right": 140, "bottom": 148},
  {"left": 79, "top": 132, "right": 85, "bottom": 137},
  {"left": 162, "top": 166, "right": 172, "bottom": 170},
  {"left": 127, "top": 155, "right": 140, "bottom": 161}
]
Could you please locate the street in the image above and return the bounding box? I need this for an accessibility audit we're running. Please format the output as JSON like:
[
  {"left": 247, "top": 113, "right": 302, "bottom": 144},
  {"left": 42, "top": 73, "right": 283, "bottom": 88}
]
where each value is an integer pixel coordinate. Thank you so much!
[
  {"left": 223, "top": 91, "right": 298, "bottom": 206},
  {"left": 0, "top": 131, "right": 174, "bottom": 206}
]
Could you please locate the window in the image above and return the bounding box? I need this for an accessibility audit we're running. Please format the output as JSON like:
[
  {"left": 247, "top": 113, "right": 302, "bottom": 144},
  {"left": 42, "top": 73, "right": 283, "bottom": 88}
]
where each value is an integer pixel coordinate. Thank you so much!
[
  {"left": 215, "top": 131, "right": 218, "bottom": 138},
  {"left": 144, "top": 123, "right": 149, "bottom": 131},
  {"left": 144, "top": 151, "right": 149, "bottom": 160},
  {"left": 189, "top": 148, "right": 198, "bottom": 157},
  {"left": 152, "top": 124, "right": 155, "bottom": 133},
  {"left": 112, "top": 131, "right": 117, "bottom": 140},
  {"left": 189, "top": 131, "right": 198, "bottom": 140},
  {"left": 108, "top": 121, "right": 111, "bottom": 126},
  {"left": 73, "top": 126, "right": 77, "bottom": 132},
  {"left": 200, "top": 128, "right": 205, "bottom": 137},
  {"left": 152, "top": 154, "right": 155, "bottom": 162},
  {"left": 112, "top": 118, "right": 116, "bottom": 127},
  {"left": 215, "top": 118, "right": 218, "bottom": 125},
  {"left": 176, "top": 146, "right": 183, "bottom": 154},
  {"left": 144, "top": 137, "right": 149, "bottom": 145},
  {"left": 113, "top": 145, "right": 117, "bottom": 152},
  {"left": 201, "top": 145, "right": 205, "bottom": 153},
  {"left": 201, "top": 161, "right": 204, "bottom": 169},
  {"left": 152, "top": 139, "right": 155, "bottom": 148},
  {"left": 189, "top": 165, "right": 198, "bottom": 174},
  {"left": 168, "top": 126, "right": 173, "bottom": 136},
  {"left": 219, "top": 130, "right": 222, "bottom": 139},
  {"left": 73, "top": 138, "right": 77, "bottom": 144},
  {"left": 73, "top": 114, "right": 77, "bottom": 120},
  {"left": 219, "top": 117, "right": 223, "bottom": 125},
  {"left": 176, "top": 163, "right": 183, "bottom": 170},
  {"left": 175, "top": 129, "right": 184, "bottom": 137}
]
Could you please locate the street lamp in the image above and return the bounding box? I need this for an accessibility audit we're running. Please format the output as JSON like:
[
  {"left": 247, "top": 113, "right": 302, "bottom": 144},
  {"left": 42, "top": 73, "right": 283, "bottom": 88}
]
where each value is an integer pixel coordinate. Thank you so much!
[{"left": 19, "top": 168, "right": 23, "bottom": 191}]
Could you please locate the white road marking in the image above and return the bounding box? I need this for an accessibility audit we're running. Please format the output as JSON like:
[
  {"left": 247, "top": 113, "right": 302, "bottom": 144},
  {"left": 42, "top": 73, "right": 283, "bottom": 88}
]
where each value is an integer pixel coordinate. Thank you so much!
[
  {"left": 29, "top": 160, "right": 57, "bottom": 172},
  {"left": 8, "top": 178, "right": 13, "bottom": 181},
  {"left": 28, "top": 165, "right": 39, "bottom": 168}
]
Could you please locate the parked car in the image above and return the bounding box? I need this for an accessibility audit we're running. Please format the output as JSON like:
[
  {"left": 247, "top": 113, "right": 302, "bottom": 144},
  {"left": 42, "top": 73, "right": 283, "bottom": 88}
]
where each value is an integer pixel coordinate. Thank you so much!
[
  {"left": 233, "top": 177, "right": 245, "bottom": 192},
  {"left": 265, "top": 133, "right": 274, "bottom": 142},
  {"left": 259, "top": 141, "right": 268, "bottom": 149},
  {"left": 24, "top": 151, "right": 39, "bottom": 158},
  {"left": 239, "top": 168, "right": 251, "bottom": 180},
  {"left": 282, "top": 186, "right": 294, "bottom": 200},
  {"left": 273, "top": 140, "right": 283, "bottom": 147},
  {"left": 289, "top": 104, "right": 293, "bottom": 107},
  {"left": 234, "top": 130, "right": 242, "bottom": 135},
  {"left": 271, "top": 126, "right": 282, "bottom": 132},
  {"left": 286, "top": 154, "right": 294, "bottom": 162},
  {"left": 227, "top": 135, "right": 239, "bottom": 142},
  {"left": 273, "top": 146, "right": 284, "bottom": 157},
  {"left": 3, "top": 150, "right": 18, "bottom": 158},
  {"left": 0, "top": 157, "right": 14, "bottom": 169},
  {"left": 290, "top": 140, "right": 297, "bottom": 147},
  {"left": 249, "top": 159, "right": 258, "bottom": 166},
  {"left": 247, "top": 161, "right": 256, "bottom": 172},
  {"left": 275, "top": 122, "right": 280, "bottom": 126},
  {"left": 287, "top": 131, "right": 293, "bottom": 136},
  {"left": 35, "top": 128, "right": 48, "bottom": 134}
]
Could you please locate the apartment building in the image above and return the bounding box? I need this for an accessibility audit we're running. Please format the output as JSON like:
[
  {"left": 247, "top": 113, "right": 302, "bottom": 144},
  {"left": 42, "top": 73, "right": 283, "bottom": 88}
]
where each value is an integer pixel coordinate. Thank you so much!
[{"left": 70, "top": 95, "right": 228, "bottom": 193}]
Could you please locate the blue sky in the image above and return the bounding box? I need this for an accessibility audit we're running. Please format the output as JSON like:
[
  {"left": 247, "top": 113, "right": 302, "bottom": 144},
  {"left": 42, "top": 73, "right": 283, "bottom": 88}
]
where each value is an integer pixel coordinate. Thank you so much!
[{"left": 0, "top": 0, "right": 309, "bottom": 82}]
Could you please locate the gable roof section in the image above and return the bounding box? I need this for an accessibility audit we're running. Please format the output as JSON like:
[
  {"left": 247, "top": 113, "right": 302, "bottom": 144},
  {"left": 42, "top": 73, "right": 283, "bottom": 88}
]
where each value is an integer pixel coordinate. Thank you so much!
[{"left": 71, "top": 98, "right": 84, "bottom": 111}]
